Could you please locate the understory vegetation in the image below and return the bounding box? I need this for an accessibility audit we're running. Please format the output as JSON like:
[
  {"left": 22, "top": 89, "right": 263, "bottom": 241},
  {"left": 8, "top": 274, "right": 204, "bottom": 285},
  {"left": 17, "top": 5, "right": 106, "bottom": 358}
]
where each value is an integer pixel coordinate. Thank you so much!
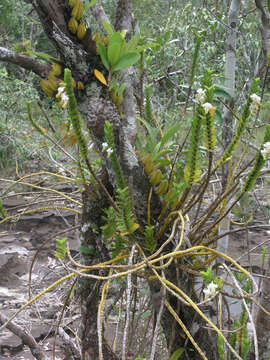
[{"left": 1, "top": 1, "right": 270, "bottom": 360}]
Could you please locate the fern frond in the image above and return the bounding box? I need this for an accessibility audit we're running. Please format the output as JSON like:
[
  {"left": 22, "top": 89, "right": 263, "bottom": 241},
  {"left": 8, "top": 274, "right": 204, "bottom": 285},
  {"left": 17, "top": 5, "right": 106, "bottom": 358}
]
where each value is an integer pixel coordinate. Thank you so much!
[
  {"left": 217, "top": 78, "right": 260, "bottom": 167},
  {"left": 116, "top": 187, "right": 139, "bottom": 236},
  {"left": 55, "top": 237, "right": 67, "bottom": 261},
  {"left": 144, "top": 225, "right": 157, "bottom": 253}
]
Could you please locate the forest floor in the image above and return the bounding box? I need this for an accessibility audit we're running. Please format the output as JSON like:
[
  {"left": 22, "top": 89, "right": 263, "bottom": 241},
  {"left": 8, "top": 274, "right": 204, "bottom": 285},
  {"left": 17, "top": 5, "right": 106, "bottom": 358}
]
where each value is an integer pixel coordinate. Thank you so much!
[{"left": 0, "top": 165, "right": 270, "bottom": 359}]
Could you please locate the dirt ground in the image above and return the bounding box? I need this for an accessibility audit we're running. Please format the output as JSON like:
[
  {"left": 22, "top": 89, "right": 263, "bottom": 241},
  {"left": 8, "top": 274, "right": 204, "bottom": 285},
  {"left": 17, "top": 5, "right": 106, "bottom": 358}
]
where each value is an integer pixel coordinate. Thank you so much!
[{"left": 0, "top": 173, "right": 270, "bottom": 359}]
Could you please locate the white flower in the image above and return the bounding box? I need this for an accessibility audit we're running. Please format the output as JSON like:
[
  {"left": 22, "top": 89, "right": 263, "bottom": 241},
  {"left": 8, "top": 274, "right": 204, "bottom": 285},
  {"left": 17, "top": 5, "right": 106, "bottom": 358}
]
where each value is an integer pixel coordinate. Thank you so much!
[
  {"left": 261, "top": 142, "right": 270, "bottom": 159},
  {"left": 197, "top": 88, "right": 206, "bottom": 104},
  {"left": 61, "top": 93, "right": 69, "bottom": 108},
  {"left": 250, "top": 94, "right": 261, "bottom": 112},
  {"left": 106, "top": 147, "right": 113, "bottom": 157},
  {"left": 250, "top": 93, "right": 261, "bottom": 106},
  {"left": 56, "top": 86, "right": 69, "bottom": 108},
  {"left": 102, "top": 142, "right": 108, "bottom": 152},
  {"left": 203, "top": 281, "right": 218, "bottom": 300},
  {"left": 56, "top": 86, "right": 65, "bottom": 99},
  {"left": 101, "top": 143, "right": 113, "bottom": 157},
  {"left": 202, "top": 102, "right": 215, "bottom": 116}
]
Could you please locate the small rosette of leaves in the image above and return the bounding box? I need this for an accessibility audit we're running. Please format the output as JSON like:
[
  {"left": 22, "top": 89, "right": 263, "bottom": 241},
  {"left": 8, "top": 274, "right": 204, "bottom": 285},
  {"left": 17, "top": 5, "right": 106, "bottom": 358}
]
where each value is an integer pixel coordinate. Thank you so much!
[
  {"left": 236, "top": 310, "right": 251, "bottom": 359},
  {"left": 64, "top": 69, "right": 88, "bottom": 160},
  {"left": 55, "top": 237, "right": 67, "bottom": 261},
  {"left": 96, "top": 23, "right": 140, "bottom": 73},
  {"left": 116, "top": 187, "right": 139, "bottom": 236},
  {"left": 101, "top": 206, "right": 118, "bottom": 240},
  {"left": 217, "top": 78, "right": 260, "bottom": 167},
  {"left": 164, "top": 187, "right": 180, "bottom": 209},
  {"left": 144, "top": 225, "right": 156, "bottom": 253},
  {"left": 101, "top": 204, "right": 135, "bottom": 256}
]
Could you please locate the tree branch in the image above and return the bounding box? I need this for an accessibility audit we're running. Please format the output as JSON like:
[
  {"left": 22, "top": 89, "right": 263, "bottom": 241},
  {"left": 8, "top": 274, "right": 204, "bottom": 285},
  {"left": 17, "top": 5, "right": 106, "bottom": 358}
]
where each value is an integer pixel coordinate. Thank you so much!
[
  {"left": 0, "top": 46, "right": 50, "bottom": 77},
  {"left": 0, "top": 312, "right": 49, "bottom": 360}
]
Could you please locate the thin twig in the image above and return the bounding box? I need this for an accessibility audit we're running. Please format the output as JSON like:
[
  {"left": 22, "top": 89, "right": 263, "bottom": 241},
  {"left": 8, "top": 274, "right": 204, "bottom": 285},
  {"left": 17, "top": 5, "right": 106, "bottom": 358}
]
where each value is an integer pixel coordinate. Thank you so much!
[
  {"left": 0, "top": 312, "right": 48, "bottom": 360},
  {"left": 223, "top": 264, "right": 259, "bottom": 360}
]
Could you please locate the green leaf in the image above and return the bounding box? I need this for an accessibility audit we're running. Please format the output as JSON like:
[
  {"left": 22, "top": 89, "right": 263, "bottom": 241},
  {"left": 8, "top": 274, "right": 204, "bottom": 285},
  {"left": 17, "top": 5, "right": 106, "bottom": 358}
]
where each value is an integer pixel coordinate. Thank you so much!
[
  {"left": 102, "top": 20, "right": 114, "bottom": 37},
  {"left": 169, "top": 348, "right": 185, "bottom": 360},
  {"left": 118, "top": 83, "right": 127, "bottom": 96},
  {"left": 201, "top": 266, "right": 214, "bottom": 285},
  {"left": 85, "top": 0, "right": 98, "bottom": 11},
  {"left": 125, "top": 34, "right": 140, "bottom": 52},
  {"left": 152, "top": 148, "right": 173, "bottom": 161},
  {"left": 79, "top": 246, "right": 95, "bottom": 255},
  {"left": 155, "top": 159, "right": 171, "bottom": 167},
  {"left": 112, "top": 52, "right": 140, "bottom": 72},
  {"left": 137, "top": 117, "right": 159, "bottom": 152},
  {"left": 96, "top": 43, "right": 109, "bottom": 70},
  {"left": 214, "top": 85, "right": 232, "bottom": 101},
  {"left": 160, "top": 123, "right": 182, "bottom": 148},
  {"left": 55, "top": 237, "right": 67, "bottom": 261},
  {"left": 108, "top": 42, "right": 122, "bottom": 65},
  {"left": 108, "top": 33, "right": 124, "bottom": 66},
  {"left": 0, "top": 198, "right": 7, "bottom": 219},
  {"left": 109, "top": 32, "right": 124, "bottom": 45},
  {"left": 144, "top": 225, "right": 156, "bottom": 253}
]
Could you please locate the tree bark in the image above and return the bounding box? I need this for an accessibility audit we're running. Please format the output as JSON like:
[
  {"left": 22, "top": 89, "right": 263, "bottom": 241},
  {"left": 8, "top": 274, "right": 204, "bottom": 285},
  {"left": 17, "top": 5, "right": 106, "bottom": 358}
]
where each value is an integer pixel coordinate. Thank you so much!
[
  {"left": 0, "top": 46, "right": 51, "bottom": 77},
  {"left": 255, "top": 0, "right": 270, "bottom": 80},
  {"left": 218, "top": 0, "right": 241, "bottom": 259}
]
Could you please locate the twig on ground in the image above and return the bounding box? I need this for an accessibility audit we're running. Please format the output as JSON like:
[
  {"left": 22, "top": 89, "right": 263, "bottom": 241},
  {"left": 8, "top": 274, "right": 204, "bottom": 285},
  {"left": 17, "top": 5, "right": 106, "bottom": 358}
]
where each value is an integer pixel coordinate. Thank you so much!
[{"left": 0, "top": 312, "right": 48, "bottom": 360}]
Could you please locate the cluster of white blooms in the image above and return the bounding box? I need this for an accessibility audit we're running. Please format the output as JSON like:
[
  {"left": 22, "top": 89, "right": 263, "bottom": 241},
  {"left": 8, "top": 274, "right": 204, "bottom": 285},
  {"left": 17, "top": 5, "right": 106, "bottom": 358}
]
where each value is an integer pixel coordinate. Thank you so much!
[
  {"left": 203, "top": 282, "right": 218, "bottom": 300},
  {"left": 102, "top": 142, "right": 113, "bottom": 157},
  {"left": 197, "top": 88, "right": 206, "bottom": 104},
  {"left": 261, "top": 142, "right": 270, "bottom": 160},
  {"left": 197, "top": 88, "right": 216, "bottom": 116},
  {"left": 250, "top": 93, "right": 261, "bottom": 112},
  {"left": 56, "top": 86, "right": 69, "bottom": 108}
]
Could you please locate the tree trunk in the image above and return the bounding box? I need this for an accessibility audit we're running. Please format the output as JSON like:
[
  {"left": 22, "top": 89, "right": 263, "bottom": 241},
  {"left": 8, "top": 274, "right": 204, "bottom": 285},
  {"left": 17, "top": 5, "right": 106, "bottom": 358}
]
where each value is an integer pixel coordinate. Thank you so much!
[
  {"left": 218, "top": 0, "right": 241, "bottom": 258},
  {"left": 255, "top": 0, "right": 270, "bottom": 80}
]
